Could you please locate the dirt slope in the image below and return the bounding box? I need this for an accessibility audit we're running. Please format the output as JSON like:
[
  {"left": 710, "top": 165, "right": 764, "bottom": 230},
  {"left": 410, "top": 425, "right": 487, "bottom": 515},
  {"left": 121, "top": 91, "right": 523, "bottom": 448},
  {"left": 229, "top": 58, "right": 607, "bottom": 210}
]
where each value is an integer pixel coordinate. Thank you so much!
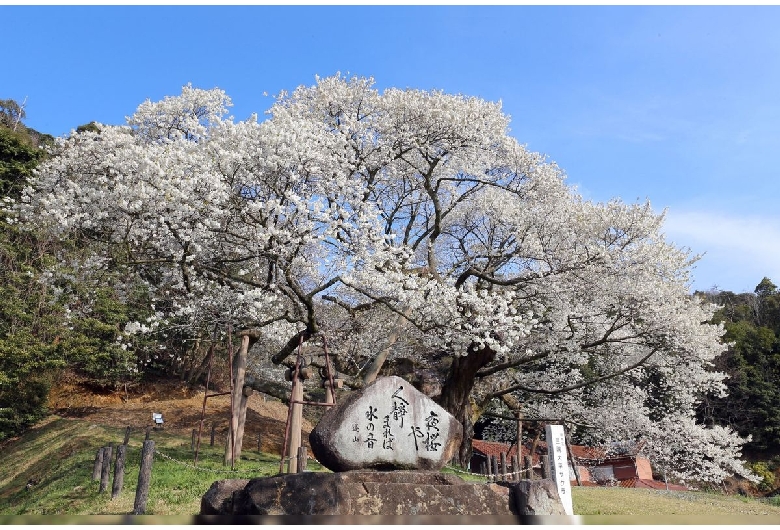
[{"left": 47, "top": 374, "right": 312, "bottom": 455}]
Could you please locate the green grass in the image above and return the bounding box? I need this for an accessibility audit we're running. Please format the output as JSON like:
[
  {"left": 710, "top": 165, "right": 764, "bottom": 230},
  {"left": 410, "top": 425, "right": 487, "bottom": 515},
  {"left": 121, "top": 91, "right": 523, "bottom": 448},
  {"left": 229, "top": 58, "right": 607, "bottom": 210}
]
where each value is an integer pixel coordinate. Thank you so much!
[
  {"left": 573, "top": 486, "right": 780, "bottom": 524},
  {"left": 0, "top": 415, "right": 323, "bottom": 517},
  {"left": 2, "top": 415, "right": 780, "bottom": 523}
]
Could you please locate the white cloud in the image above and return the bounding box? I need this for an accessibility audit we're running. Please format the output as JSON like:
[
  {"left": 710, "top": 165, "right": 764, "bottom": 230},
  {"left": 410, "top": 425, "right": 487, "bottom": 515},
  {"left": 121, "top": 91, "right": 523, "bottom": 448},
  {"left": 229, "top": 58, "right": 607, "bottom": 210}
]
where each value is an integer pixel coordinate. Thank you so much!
[{"left": 663, "top": 210, "right": 780, "bottom": 294}]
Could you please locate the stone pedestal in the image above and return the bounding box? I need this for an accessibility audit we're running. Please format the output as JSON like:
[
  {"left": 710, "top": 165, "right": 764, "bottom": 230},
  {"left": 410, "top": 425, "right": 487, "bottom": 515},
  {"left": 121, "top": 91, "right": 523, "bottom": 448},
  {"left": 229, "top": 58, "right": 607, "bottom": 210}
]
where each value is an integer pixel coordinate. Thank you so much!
[{"left": 201, "top": 471, "right": 513, "bottom": 516}]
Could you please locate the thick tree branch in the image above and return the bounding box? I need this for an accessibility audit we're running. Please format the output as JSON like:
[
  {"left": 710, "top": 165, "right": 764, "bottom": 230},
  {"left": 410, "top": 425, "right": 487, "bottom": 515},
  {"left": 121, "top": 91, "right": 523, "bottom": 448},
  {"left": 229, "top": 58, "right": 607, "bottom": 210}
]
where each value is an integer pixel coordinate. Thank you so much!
[
  {"left": 476, "top": 350, "right": 552, "bottom": 378},
  {"left": 485, "top": 347, "right": 660, "bottom": 400}
]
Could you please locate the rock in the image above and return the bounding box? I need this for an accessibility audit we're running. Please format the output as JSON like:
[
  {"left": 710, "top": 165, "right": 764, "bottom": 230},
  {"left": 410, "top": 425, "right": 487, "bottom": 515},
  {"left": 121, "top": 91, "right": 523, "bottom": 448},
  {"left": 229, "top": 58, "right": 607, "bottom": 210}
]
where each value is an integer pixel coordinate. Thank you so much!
[
  {"left": 510, "top": 479, "right": 567, "bottom": 516},
  {"left": 201, "top": 471, "right": 516, "bottom": 517},
  {"left": 200, "top": 478, "right": 249, "bottom": 515},
  {"left": 309, "top": 376, "right": 462, "bottom": 472}
]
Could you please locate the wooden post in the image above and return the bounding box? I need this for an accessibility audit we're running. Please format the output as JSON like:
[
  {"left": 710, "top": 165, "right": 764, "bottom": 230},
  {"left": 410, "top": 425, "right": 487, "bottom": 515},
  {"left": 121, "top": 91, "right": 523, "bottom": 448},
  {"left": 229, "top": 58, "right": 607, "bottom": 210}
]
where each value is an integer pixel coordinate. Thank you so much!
[
  {"left": 99, "top": 445, "right": 113, "bottom": 493},
  {"left": 92, "top": 448, "right": 104, "bottom": 481},
  {"left": 511, "top": 455, "right": 520, "bottom": 483},
  {"left": 480, "top": 462, "right": 486, "bottom": 477},
  {"left": 492, "top": 455, "right": 499, "bottom": 482},
  {"left": 516, "top": 413, "right": 522, "bottom": 461},
  {"left": 210, "top": 422, "right": 216, "bottom": 447},
  {"left": 524, "top": 455, "right": 533, "bottom": 480},
  {"left": 191, "top": 429, "right": 196, "bottom": 451},
  {"left": 324, "top": 380, "right": 334, "bottom": 405},
  {"left": 133, "top": 439, "right": 155, "bottom": 515},
  {"left": 286, "top": 374, "right": 304, "bottom": 474},
  {"left": 112, "top": 445, "right": 127, "bottom": 499},
  {"left": 500, "top": 452, "right": 507, "bottom": 481},
  {"left": 124, "top": 426, "right": 131, "bottom": 445},
  {"left": 485, "top": 454, "right": 493, "bottom": 482},
  {"left": 296, "top": 446, "right": 308, "bottom": 473},
  {"left": 145, "top": 426, "right": 151, "bottom": 441},
  {"left": 565, "top": 429, "right": 582, "bottom": 486},
  {"left": 225, "top": 334, "right": 250, "bottom": 466}
]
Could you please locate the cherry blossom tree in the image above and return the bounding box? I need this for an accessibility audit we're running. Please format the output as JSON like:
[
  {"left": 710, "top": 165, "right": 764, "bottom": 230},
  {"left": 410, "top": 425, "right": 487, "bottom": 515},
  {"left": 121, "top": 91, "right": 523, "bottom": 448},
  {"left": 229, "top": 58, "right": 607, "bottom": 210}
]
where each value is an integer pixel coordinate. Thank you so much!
[{"left": 20, "top": 75, "right": 755, "bottom": 481}]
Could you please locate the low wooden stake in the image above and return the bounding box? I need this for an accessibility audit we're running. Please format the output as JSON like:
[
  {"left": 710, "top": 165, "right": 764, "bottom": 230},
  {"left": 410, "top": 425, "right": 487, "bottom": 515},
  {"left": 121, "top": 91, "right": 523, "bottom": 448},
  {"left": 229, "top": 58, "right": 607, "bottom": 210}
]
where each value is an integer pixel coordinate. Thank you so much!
[
  {"left": 133, "top": 440, "right": 155, "bottom": 515},
  {"left": 511, "top": 455, "right": 520, "bottom": 483},
  {"left": 296, "top": 446, "right": 308, "bottom": 473},
  {"left": 92, "top": 448, "right": 104, "bottom": 481},
  {"left": 112, "top": 445, "right": 127, "bottom": 499},
  {"left": 99, "top": 445, "right": 113, "bottom": 493}
]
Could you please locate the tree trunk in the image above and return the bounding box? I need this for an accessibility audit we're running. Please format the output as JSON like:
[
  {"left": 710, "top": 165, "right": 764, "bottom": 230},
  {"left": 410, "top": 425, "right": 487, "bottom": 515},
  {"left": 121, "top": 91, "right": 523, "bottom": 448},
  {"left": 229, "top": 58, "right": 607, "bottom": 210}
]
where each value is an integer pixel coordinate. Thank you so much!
[
  {"left": 187, "top": 337, "right": 215, "bottom": 385},
  {"left": 360, "top": 310, "right": 410, "bottom": 385},
  {"left": 435, "top": 344, "right": 496, "bottom": 467}
]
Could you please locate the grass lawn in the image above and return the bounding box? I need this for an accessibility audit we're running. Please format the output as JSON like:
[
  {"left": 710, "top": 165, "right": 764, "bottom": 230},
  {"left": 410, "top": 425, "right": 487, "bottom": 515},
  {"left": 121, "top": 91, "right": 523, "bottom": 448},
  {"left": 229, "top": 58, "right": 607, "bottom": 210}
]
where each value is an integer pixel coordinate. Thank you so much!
[{"left": 2, "top": 415, "right": 779, "bottom": 524}]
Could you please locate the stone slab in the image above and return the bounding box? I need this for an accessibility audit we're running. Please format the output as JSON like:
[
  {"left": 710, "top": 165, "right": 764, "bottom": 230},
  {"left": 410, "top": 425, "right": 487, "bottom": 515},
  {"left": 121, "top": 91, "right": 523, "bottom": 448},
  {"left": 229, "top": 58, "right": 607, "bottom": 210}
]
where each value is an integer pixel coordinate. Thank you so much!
[
  {"left": 309, "top": 375, "right": 462, "bottom": 471},
  {"left": 201, "top": 471, "right": 514, "bottom": 516}
]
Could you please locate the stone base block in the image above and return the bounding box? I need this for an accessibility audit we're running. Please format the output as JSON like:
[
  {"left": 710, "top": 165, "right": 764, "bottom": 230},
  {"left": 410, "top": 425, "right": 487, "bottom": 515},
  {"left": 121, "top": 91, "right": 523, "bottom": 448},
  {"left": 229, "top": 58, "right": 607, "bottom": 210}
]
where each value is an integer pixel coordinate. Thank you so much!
[{"left": 202, "top": 471, "right": 512, "bottom": 516}]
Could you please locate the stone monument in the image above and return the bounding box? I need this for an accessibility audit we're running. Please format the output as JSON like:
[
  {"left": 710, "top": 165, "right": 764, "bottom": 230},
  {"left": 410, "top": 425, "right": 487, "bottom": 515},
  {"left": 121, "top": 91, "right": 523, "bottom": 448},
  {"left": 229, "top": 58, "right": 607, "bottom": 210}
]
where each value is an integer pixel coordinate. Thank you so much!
[
  {"left": 309, "top": 375, "right": 462, "bottom": 471},
  {"left": 200, "top": 375, "right": 568, "bottom": 519}
]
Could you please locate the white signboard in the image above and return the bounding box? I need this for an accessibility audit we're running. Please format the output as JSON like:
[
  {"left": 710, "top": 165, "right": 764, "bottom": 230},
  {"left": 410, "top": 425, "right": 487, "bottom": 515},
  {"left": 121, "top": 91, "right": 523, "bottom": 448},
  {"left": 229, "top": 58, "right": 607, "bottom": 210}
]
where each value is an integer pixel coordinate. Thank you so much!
[{"left": 545, "top": 424, "right": 573, "bottom": 516}]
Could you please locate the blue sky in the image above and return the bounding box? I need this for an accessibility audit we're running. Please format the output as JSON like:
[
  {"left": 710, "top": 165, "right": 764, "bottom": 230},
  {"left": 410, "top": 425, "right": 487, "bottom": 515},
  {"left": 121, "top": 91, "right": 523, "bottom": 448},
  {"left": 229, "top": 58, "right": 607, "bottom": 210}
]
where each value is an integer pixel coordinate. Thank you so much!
[{"left": 4, "top": 5, "right": 779, "bottom": 294}]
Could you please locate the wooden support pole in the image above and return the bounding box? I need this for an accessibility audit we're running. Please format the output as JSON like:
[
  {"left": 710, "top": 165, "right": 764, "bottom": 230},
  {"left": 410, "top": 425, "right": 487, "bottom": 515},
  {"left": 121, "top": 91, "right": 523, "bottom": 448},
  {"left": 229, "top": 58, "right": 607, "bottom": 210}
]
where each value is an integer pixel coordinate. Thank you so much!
[
  {"left": 92, "top": 448, "right": 104, "bottom": 481},
  {"left": 111, "top": 445, "right": 127, "bottom": 499},
  {"left": 500, "top": 452, "right": 507, "bottom": 481},
  {"left": 226, "top": 334, "right": 249, "bottom": 467},
  {"left": 210, "top": 422, "right": 216, "bottom": 447},
  {"left": 486, "top": 454, "right": 493, "bottom": 481},
  {"left": 123, "top": 426, "right": 131, "bottom": 446},
  {"left": 492, "top": 455, "right": 499, "bottom": 482},
  {"left": 191, "top": 429, "right": 196, "bottom": 451},
  {"left": 324, "top": 381, "right": 334, "bottom": 405},
  {"left": 133, "top": 440, "right": 155, "bottom": 515},
  {"left": 286, "top": 375, "right": 304, "bottom": 474},
  {"left": 99, "top": 445, "right": 113, "bottom": 493},
  {"left": 515, "top": 410, "right": 523, "bottom": 463},
  {"left": 565, "top": 430, "right": 582, "bottom": 486}
]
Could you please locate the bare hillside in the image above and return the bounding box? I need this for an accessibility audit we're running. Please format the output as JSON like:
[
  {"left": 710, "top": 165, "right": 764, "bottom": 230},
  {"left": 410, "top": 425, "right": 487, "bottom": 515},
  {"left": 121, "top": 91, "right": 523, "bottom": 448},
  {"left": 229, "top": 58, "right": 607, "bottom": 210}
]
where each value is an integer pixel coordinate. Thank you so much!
[{"left": 46, "top": 374, "right": 312, "bottom": 455}]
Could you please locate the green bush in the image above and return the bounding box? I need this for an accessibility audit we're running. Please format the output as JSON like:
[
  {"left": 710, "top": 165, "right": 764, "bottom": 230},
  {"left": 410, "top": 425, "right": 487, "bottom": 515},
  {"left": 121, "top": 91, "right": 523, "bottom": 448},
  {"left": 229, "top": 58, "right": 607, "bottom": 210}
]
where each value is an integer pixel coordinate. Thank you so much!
[{"left": 749, "top": 462, "right": 775, "bottom": 492}]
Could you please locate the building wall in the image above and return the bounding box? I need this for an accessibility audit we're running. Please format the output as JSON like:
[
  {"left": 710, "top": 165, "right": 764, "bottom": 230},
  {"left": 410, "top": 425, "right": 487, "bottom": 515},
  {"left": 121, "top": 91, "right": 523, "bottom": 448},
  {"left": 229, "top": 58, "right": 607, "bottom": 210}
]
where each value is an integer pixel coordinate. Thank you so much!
[{"left": 635, "top": 456, "right": 653, "bottom": 480}]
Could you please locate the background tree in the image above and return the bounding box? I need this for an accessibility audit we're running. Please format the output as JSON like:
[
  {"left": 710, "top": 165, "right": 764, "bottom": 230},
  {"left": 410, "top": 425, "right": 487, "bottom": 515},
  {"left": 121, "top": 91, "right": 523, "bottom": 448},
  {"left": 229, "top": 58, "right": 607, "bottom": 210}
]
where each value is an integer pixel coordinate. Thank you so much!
[
  {"left": 20, "top": 77, "right": 755, "bottom": 482},
  {"left": 0, "top": 101, "right": 156, "bottom": 440},
  {"left": 698, "top": 278, "right": 780, "bottom": 457},
  {"left": 0, "top": 100, "right": 62, "bottom": 440},
  {"left": 0, "top": 99, "right": 26, "bottom": 131}
]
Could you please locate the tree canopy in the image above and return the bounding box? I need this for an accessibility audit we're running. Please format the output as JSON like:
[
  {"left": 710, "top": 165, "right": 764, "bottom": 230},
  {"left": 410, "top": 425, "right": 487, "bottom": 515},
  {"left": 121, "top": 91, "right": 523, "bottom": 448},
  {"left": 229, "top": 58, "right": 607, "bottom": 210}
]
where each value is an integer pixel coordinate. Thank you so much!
[
  {"left": 18, "top": 76, "right": 756, "bottom": 483},
  {"left": 698, "top": 278, "right": 780, "bottom": 458}
]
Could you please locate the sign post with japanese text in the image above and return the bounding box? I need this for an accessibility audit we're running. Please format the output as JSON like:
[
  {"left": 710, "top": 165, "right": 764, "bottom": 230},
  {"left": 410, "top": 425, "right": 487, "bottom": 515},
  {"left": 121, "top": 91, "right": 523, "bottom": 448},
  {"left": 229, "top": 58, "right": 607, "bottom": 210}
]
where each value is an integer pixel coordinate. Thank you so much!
[{"left": 545, "top": 424, "right": 573, "bottom": 516}]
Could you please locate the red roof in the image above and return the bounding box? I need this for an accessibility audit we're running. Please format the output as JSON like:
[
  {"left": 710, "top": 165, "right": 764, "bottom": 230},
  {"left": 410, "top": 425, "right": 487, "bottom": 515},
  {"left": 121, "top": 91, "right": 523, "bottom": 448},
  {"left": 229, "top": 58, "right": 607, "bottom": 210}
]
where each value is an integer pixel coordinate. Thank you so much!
[{"left": 472, "top": 439, "right": 514, "bottom": 459}]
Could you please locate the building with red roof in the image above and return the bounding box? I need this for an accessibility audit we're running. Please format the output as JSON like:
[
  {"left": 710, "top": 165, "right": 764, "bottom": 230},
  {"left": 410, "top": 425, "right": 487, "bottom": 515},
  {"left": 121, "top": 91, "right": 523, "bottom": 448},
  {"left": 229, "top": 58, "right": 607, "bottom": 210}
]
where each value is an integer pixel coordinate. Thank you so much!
[{"left": 469, "top": 438, "right": 686, "bottom": 491}]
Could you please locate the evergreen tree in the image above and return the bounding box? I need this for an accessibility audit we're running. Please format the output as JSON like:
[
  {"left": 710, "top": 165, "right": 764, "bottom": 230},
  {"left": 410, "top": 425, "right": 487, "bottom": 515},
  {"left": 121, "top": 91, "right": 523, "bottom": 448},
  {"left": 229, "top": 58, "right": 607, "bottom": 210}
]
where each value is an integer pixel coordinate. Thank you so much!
[{"left": 698, "top": 279, "right": 780, "bottom": 456}]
